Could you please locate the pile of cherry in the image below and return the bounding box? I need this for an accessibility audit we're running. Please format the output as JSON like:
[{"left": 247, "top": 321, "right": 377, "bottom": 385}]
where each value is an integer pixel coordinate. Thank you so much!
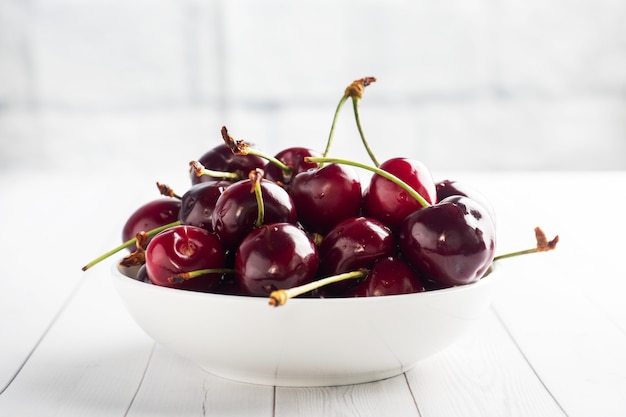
[{"left": 82, "top": 77, "right": 557, "bottom": 306}]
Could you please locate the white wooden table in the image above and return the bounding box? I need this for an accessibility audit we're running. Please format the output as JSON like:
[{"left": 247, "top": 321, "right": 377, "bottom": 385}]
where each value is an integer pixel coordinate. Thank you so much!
[{"left": 1, "top": 169, "right": 625, "bottom": 417}]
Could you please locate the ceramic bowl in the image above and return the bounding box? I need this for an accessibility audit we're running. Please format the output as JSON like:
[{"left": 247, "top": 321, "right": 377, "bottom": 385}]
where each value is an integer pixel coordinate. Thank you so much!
[{"left": 112, "top": 263, "right": 500, "bottom": 387}]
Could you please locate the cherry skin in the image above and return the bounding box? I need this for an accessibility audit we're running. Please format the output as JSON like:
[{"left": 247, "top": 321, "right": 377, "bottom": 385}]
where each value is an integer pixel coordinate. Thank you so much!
[
  {"left": 435, "top": 179, "right": 496, "bottom": 224},
  {"left": 122, "top": 198, "right": 181, "bottom": 252},
  {"left": 191, "top": 143, "right": 265, "bottom": 185},
  {"left": 179, "top": 180, "right": 231, "bottom": 232},
  {"left": 344, "top": 257, "right": 425, "bottom": 297},
  {"left": 289, "top": 163, "right": 362, "bottom": 235},
  {"left": 145, "top": 225, "right": 226, "bottom": 292},
  {"left": 263, "top": 147, "right": 321, "bottom": 186},
  {"left": 318, "top": 216, "right": 395, "bottom": 277},
  {"left": 363, "top": 158, "right": 437, "bottom": 233},
  {"left": 211, "top": 178, "right": 298, "bottom": 250},
  {"left": 398, "top": 195, "right": 496, "bottom": 288},
  {"left": 317, "top": 216, "right": 395, "bottom": 296},
  {"left": 235, "top": 223, "right": 319, "bottom": 297}
]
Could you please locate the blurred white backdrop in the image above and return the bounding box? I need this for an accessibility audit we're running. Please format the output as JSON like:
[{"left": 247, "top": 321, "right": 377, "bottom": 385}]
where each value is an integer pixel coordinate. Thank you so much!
[{"left": 1, "top": 0, "right": 625, "bottom": 176}]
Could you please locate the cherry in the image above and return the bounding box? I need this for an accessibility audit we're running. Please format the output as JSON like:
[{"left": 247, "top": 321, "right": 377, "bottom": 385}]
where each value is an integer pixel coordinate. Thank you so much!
[
  {"left": 145, "top": 225, "right": 227, "bottom": 292},
  {"left": 435, "top": 179, "right": 496, "bottom": 224},
  {"left": 289, "top": 163, "right": 362, "bottom": 235},
  {"left": 398, "top": 195, "right": 496, "bottom": 288},
  {"left": 179, "top": 180, "right": 231, "bottom": 231},
  {"left": 191, "top": 143, "right": 265, "bottom": 185},
  {"left": 317, "top": 216, "right": 395, "bottom": 280},
  {"left": 211, "top": 177, "right": 297, "bottom": 249},
  {"left": 263, "top": 147, "right": 321, "bottom": 186},
  {"left": 344, "top": 257, "right": 425, "bottom": 297},
  {"left": 363, "top": 157, "right": 437, "bottom": 232},
  {"left": 122, "top": 198, "right": 181, "bottom": 252},
  {"left": 235, "top": 223, "right": 318, "bottom": 297}
]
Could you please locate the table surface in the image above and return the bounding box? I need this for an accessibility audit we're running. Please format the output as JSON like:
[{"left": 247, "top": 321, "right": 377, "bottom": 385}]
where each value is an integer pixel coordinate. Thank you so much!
[{"left": 1, "top": 169, "right": 625, "bottom": 417}]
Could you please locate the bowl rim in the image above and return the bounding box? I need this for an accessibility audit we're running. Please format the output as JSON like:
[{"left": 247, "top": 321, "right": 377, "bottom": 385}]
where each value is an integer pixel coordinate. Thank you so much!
[{"left": 112, "top": 260, "right": 500, "bottom": 306}]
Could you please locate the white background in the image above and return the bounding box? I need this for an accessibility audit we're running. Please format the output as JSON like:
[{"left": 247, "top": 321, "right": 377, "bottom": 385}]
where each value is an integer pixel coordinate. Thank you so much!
[{"left": 1, "top": 0, "right": 625, "bottom": 177}]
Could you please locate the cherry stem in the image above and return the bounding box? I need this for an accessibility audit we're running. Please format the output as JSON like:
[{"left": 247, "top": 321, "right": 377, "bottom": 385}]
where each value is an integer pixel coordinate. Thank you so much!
[
  {"left": 322, "top": 77, "right": 378, "bottom": 167},
  {"left": 156, "top": 182, "right": 182, "bottom": 199},
  {"left": 167, "top": 268, "right": 234, "bottom": 284},
  {"left": 493, "top": 227, "right": 559, "bottom": 263},
  {"left": 493, "top": 248, "right": 543, "bottom": 261},
  {"left": 250, "top": 169, "right": 265, "bottom": 228},
  {"left": 322, "top": 95, "right": 349, "bottom": 160},
  {"left": 269, "top": 269, "right": 368, "bottom": 307},
  {"left": 189, "top": 161, "right": 241, "bottom": 180},
  {"left": 305, "top": 156, "right": 431, "bottom": 208},
  {"left": 81, "top": 220, "right": 182, "bottom": 271},
  {"left": 221, "top": 126, "right": 292, "bottom": 176},
  {"left": 351, "top": 97, "right": 379, "bottom": 167}
]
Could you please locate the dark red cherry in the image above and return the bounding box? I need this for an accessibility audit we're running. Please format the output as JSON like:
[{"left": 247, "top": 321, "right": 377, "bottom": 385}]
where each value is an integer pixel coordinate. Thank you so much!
[
  {"left": 435, "top": 179, "right": 496, "bottom": 223},
  {"left": 122, "top": 198, "right": 181, "bottom": 252},
  {"left": 191, "top": 143, "right": 265, "bottom": 185},
  {"left": 263, "top": 147, "right": 321, "bottom": 186},
  {"left": 211, "top": 178, "right": 297, "bottom": 249},
  {"left": 398, "top": 195, "right": 496, "bottom": 288},
  {"left": 235, "top": 223, "right": 318, "bottom": 297},
  {"left": 290, "top": 164, "right": 362, "bottom": 235},
  {"left": 317, "top": 216, "right": 395, "bottom": 296},
  {"left": 179, "top": 180, "right": 231, "bottom": 231},
  {"left": 344, "top": 257, "right": 425, "bottom": 297},
  {"left": 363, "top": 158, "right": 437, "bottom": 232},
  {"left": 145, "top": 225, "right": 226, "bottom": 292}
]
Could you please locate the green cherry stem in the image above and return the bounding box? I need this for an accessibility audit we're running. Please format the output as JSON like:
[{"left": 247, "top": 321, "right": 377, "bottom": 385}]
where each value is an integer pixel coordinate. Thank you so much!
[
  {"left": 221, "top": 126, "right": 292, "bottom": 177},
  {"left": 81, "top": 220, "right": 182, "bottom": 271},
  {"left": 269, "top": 269, "right": 368, "bottom": 307},
  {"left": 305, "top": 156, "right": 431, "bottom": 208},
  {"left": 189, "top": 161, "right": 241, "bottom": 180},
  {"left": 168, "top": 268, "right": 235, "bottom": 284},
  {"left": 493, "top": 227, "right": 559, "bottom": 262},
  {"left": 322, "top": 77, "right": 378, "bottom": 167},
  {"left": 351, "top": 95, "right": 380, "bottom": 167},
  {"left": 322, "top": 94, "right": 349, "bottom": 160}
]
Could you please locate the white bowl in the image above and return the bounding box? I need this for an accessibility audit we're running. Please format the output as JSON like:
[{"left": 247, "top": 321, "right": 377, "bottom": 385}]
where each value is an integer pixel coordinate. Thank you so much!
[{"left": 112, "top": 263, "right": 501, "bottom": 387}]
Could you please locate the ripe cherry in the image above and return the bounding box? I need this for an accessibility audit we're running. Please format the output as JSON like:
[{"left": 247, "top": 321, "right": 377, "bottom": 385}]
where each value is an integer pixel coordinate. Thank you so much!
[
  {"left": 344, "top": 257, "right": 425, "bottom": 297},
  {"left": 316, "top": 216, "right": 395, "bottom": 296},
  {"left": 235, "top": 223, "right": 319, "bottom": 297},
  {"left": 289, "top": 163, "right": 362, "bottom": 235},
  {"left": 435, "top": 179, "right": 496, "bottom": 224},
  {"left": 122, "top": 198, "right": 181, "bottom": 252},
  {"left": 398, "top": 195, "right": 496, "bottom": 288},
  {"left": 211, "top": 177, "right": 297, "bottom": 249},
  {"left": 318, "top": 216, "right": 395, "bottom": 278},
  {"left": 145, "top": 225, "right": 227, "bottom": 292},
  {"left": 363, "top": 157, "right": 437, "bottom": 232},
  {"left": 179, "top": 180, "right": 231, "bottom": 231},
  {"left": 263, "top": 147, "right": 321, "bottom": 186}
]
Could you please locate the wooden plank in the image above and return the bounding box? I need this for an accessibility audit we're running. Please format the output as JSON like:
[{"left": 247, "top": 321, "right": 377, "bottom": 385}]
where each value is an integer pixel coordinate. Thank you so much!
[
  {"left": 0, "top": 172, "right": 183, "bottom": 392},
  {"left": 125, "top": 345, "right": 275, "bottom": 417},
  {"left": 406, "top": 309, "right": 566, "bottom": 417},
  {"left": 0, "top": 173, "right": 94, "bottom": 391},
  {"left": 275, "top": 375, "right": 419, "bottom": 417},
  {"left": 0, "top": 266, "right": 155, "bottom": 417},
  {"left": 492, "top": 255, "right": 626, "bottom": 417}
]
